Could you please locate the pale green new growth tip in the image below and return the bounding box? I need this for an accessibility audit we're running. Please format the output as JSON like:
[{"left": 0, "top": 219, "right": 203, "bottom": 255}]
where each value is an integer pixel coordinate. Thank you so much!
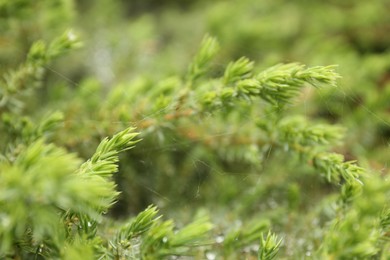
[
  {"left": 188, "top": 35, "right": 220, "bottom": 82},
  {"left": 1, "top": 30, "right": 82, "bottom": 114},
  {"left": 257, "top": 63, "right": 340, "bottom": 107},
  {"left": 224, "top": 57, "right": 254, "bottom": 85},
  {"left": 78, "top": 127, "right": 140, "bottom": 178},
  {"left": 258, "top": 231, "right": 282, "bottom": 260},
  {"left": 118, "top": 205, "right": 161, "bottom": 240}
]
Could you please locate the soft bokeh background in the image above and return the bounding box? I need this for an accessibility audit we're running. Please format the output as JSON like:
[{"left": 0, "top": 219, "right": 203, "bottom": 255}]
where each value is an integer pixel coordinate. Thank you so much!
[{"left": 1, "top": 0, "right": 389, "bottom": 258}]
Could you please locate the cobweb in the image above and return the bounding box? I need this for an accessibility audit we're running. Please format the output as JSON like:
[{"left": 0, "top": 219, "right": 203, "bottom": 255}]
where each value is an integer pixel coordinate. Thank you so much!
[{"left": 42, "top": 59, "right": 390, "bottom": 218}]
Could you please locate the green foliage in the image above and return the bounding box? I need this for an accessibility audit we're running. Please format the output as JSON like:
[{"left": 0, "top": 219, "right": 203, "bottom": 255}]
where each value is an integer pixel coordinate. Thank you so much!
[
  {"left": 313, "top": 153, "right": 365, "bottom": 185},
  {"left": 101, "top": 206, "right": 212, "bottom": 259},
  {"left": 258, "top": 231, "right": 282, "bottom": 260},
  {"left": 256, "top": 63, "right": 339, "bottom": 108},
  {"left": 0, "top": 0, "right": 389, "bottom": 259},
  {"left": 0, "top": 30, "right": 80, "bottom": 114},
  {"left": 223, "top": 219, "right": 270, "bottom": 255},
  {"left": 188, "top": 35, "right": 220, "bottom": 83},
  {"left": 0, "top": 126, "right": 138, "bottom": 258},
  {"left": 224, "top": 57, "right": 254, "bottom": 85}
]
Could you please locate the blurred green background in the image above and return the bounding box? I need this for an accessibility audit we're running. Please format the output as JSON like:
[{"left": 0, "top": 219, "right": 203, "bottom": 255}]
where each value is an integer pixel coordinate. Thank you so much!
[{"left": 1, "top": 0, "right": 389, "bottom": 258}]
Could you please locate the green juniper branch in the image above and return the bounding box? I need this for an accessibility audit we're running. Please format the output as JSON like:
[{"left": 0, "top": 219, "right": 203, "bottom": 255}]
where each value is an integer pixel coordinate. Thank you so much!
[
  {"left": 1, "top": 5, "right": 389, "bottom": 259},
  {"left": 78, "top": 127, "right": 140, "bottom": 179},
  {"left": 0, "top": 30, "right": 81, "bottom": 114},
  {"left": 187, "top": 35, "right": 220, "bottom": 83},
  {"left": 258, "top": 231, "right": 282, "bottom": 260},
  {"left": 0, "top": 127, "right": 139, "bottom": 258}
]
